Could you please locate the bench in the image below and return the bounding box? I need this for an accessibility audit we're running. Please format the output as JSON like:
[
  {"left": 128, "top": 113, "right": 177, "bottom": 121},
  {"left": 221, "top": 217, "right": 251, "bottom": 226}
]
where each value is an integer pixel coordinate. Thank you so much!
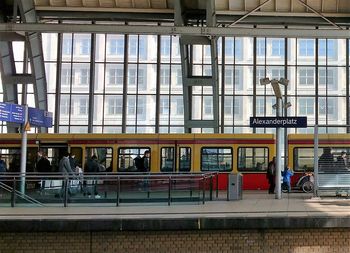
[{"left": 318, "top": 173, "right": 350, "bottom": 197}]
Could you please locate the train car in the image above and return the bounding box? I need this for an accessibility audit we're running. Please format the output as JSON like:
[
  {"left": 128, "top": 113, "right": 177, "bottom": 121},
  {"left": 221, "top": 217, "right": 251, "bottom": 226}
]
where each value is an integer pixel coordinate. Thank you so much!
[
  {"left": 288, "top": 134, "right": 350, "bottom": 190},
  {"left": 0, "top": 133, "right": 275, "bottom": 190}
]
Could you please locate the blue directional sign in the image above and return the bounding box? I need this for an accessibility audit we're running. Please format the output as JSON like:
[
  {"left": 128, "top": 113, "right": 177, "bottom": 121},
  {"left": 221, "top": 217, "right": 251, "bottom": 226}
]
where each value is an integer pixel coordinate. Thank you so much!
[
  {"left": 28, "top": 107, "right": 53, "bottom": 128},
  {"left": 0, "top": 102, "right": 24, "bottom": 123},
  {"left": 250, "top": 117, "right": 307, "bottom": 128}
]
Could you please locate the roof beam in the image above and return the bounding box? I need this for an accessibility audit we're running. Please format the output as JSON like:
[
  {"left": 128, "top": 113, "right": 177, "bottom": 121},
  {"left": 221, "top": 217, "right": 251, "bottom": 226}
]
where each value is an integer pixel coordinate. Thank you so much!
[{"left": 0, "top": 23, "right": 349, "bottom": 38}]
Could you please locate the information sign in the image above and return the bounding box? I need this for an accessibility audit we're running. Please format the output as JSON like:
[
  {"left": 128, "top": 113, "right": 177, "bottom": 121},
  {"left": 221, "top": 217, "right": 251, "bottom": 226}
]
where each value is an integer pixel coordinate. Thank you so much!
[{"left": 250, "top": 117, "right": 307, "bottom": 128}]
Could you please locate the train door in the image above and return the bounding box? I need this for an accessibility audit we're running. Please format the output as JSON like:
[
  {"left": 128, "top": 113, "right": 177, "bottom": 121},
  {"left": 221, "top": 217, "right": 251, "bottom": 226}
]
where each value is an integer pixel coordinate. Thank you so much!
[
  {"left": 159, "top": 145, "right": 176, "bottom": 173},
  {"left": 177, "top": 145, "right": 193, "bottom": 173},
  {"left": 38, "top": 144, "right": 68, "bottom": 172}
]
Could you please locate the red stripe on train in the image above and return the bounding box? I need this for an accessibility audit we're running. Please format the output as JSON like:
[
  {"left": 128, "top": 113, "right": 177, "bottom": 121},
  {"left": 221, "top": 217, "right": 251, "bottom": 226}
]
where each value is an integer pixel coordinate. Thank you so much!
[
  {"left": 0, "top": 140, "right": 36, "bottom": 145},
  {"left": 288, "top": 140, "right": 350, "bottom": 145},
  {"left": 69, "top": 139, "right": 275, "bottom": 145}
]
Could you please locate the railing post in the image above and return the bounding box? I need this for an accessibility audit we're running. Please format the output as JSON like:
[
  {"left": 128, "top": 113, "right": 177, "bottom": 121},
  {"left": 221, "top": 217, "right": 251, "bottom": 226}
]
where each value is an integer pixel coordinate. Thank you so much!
[
  {"left": 116, "top": 176, "right": 120, "bottom": 207},
  {"left": 168, "top": 176, "right": 171, "bottom": 206},
  {"left": 202, "top": 177, "right": 205, "bottom": 204},
  {"left": 64, "top": 177, "right": 68, "bottom": 207},
  {"left": 11, "top": 178, "right": 16, "bottom": 207},
  {"left": 216, "top": 173, "right": 219, "bottom": 198},
  {"left": 210, "top": 174, "right": 213, "bottom": 201}
]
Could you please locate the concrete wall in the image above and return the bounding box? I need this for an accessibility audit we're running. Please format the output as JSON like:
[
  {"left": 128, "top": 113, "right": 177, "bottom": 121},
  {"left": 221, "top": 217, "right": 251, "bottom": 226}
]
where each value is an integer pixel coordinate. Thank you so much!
[{"left": 1, "top": 228, "right": 350, "bottom": 253}]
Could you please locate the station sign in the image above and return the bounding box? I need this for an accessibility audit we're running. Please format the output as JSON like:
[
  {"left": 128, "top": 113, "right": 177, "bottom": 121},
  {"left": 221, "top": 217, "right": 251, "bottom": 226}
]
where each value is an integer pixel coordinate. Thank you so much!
[
  {"left": 250, "top": 117, "right": 307, "bottom": 128},
  {"left": 0, "top": 102, "right": 53, "bottom": 128},
  {"left": 0, "top": 102, "right": 24, "bottom": 123},
  {"left": 28, "top": 107, "right": 53, "bottom": 128}
]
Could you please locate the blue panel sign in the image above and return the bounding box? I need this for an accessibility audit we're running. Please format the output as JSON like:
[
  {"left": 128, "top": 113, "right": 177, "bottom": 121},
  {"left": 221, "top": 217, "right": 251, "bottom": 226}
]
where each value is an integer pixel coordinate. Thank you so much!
[
  {"left": 250, "top": 117, "right": 307, "bottom": 128},
  {"left": 0, "top": 102, "right": 24, "bottom": 124},
  {"left": 28, "top": 107, "right": 53, "bottom": 128}
]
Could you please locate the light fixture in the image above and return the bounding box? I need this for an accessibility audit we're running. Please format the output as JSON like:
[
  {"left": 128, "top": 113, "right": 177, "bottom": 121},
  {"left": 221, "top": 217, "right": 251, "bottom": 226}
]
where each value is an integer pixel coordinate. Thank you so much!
[
  {"left": 284, "top": 101, "right": 292, "bottom": 108},
  {"left": 279, "top": 78, "right": 289, "bottom": 86},
  {"left": 260, "top": 78, "right": 270, "bottom": 86},
  {"left": 270, "top": 79, "right": 282, "bottom": 99}
]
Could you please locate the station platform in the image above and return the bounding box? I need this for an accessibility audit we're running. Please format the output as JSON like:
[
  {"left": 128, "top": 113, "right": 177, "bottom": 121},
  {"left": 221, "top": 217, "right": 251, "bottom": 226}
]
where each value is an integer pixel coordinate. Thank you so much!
[{"left": 1, "top": 191, "right": 350, "bottom": 232}]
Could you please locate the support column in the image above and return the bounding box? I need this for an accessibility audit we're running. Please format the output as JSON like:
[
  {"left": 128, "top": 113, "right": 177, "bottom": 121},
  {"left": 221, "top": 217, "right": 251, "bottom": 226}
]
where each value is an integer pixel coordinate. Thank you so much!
[{"left": 175, "top": 0, "right": 219, "bottom": 133}]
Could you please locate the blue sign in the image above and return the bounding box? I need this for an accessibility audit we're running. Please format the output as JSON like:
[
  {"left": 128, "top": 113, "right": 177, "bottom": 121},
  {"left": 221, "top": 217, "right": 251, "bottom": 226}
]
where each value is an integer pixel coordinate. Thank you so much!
[
  {"left": 0, "top": 102, "right": 53, "bottom": 128},
  {"left": 28, "top": 107, "right": 53, "bottom": 128},
  {"left": 0, "top": 102, "right": 24, "bottom": 123},
  {"left": 250, "top": 117, "right": 307, "bottom": 128}
]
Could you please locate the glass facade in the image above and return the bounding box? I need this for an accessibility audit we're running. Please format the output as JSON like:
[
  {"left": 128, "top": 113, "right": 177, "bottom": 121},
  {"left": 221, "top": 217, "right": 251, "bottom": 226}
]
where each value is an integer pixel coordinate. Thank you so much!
[{"left": 0, "top": 33, "right": 349, "bottom": 134}]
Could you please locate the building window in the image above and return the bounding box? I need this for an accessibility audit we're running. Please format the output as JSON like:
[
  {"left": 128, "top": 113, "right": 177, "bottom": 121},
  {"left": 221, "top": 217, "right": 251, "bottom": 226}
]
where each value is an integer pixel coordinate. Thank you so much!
[
  {"left": 161, "top": 37, "right": 171, "bottom": 57},
  {"left": 176, "top": 68, "right": 182, "bottom": 86},
  {"left": 160, "top": 97, "right": 169, "bottom": 115},
  {"left": 319, "top": 39, "right": 336, "bottom": 57},
  {"left": 299, "top": 68, "right": 314, "bottom": 85},
  {"left": 256, "top": 97, "right": 265, "bottom": 116},
  {"left": 108, "top": 37, "right": 124, "bottom": 56},
  {"left": 107, "top": 97, "right": 122, "bottom": 115},
  {"left": 79, "top": 98, "right": 88, "bottom": 115},
  {"left": 204, "top": 97, "right": 212, "bottom": 115},
  {"left": 129, "top": 37, "right": 138, "bottom": 57},
  {"left": 60, "top": 98, "right": 70, "bottom": 115},
  {"left": 257, "top": 39, "right": 265, "bottom": 57},
  {"left": 128, "top": 68, "right": 137, "bottom": 86},
  {"left": 138, "top": 68, "right": 146, "bottom": 90},
  {"left": 107, "top": 67, "right": 123, "bottom": 86},
  {"left": 175, "top": 98, "right": 183, "bottom": 115},
  {"left": 299, "top": 98, "right": 314, "bottom": 115},
  {"left": 234, "top": 69, "right": 241, "bottom": 89},
  {"left": 76, "top": 69, "right": 89, "bottom": 85},
  {"left": 160, "top": 68, "right": 170, "bottom": 86},
  {"left": 225, "top": 68, "right": 233, "bottom": 86},
  {"left": 256, "top": 68, "right": 265, "bottom": 85},
  {"left": 319, "top": 98, "right": 336, "bottom": 119},
  {"left": 271, "top": 39, "right": 284, "bottom": 57},
  {"left": 319, "top": 68, "right": 334, "bottom": 87},
  {"left": 298, "top": 39, "right": 315, "bottom": 56},
  {"left": 79, "top": 39, "right": 90, "bottom": 55},
  {"left": 271, "top": 68, "right": 284, "bottom": 80},
  {"left": 137, "top": 97, "right": 146, "bottom": 120},
  {"left": 234, "top": 98, "right": 242, "bottom": 119},
  {"left": 62, "top": 37, "right": 72, "bottom": 55},
  {"left": 61, "top": 68, "right": 71, "bottom": 86},
  {"left": 225, "top": 38, "right": 234, "bottom": 56},
  {"left": 127, "top": 97, "right": 136, "bottom": 115},
  {"left": 224, "top": 97, "right": 233, "bottom": 115}
]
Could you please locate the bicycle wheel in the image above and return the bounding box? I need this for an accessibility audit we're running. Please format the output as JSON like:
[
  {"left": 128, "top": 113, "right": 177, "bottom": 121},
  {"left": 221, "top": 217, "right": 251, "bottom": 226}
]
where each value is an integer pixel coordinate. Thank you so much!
[{"left": 302, "top": 181, "right": 313, "bottom": 193}]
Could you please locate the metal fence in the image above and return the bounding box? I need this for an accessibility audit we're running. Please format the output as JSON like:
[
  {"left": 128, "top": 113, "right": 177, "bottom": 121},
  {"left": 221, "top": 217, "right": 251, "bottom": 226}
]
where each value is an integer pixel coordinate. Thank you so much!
[{"left": 0, "top": 172, "right": 219, "bottom": 207}]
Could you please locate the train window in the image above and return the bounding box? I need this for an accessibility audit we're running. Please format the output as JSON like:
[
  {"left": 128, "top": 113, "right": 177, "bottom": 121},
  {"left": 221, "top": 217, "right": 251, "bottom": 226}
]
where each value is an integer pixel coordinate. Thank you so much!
[
  {"left": 179, "top": 147, "right": 191, "bottom": 172},
  {"left": 0, "top": 148, "right": 21, "bottom": 172},
  {"left": 201, "top": 147, "right": 232, "bottom": 172},
  {"left": 294, "top": 147, "right": 350, "bottom": 172},
  {"left": 85, "top": 147, "right": 113, "bottom": 172},
  {"left": 237, "top": 147, "right": 269, "bottom": 172},
  {"left": 161, "top": 147, "right": 174, "bottom": 172},
  {"left": 118, "top": 147, "right": 151, "bottom": 172}
]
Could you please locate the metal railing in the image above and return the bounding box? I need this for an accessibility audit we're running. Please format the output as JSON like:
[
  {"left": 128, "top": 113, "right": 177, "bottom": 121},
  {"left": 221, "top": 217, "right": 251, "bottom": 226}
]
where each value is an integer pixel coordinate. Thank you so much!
[{"left": 0, "top": 172, "right": 219, "bottom": 207}]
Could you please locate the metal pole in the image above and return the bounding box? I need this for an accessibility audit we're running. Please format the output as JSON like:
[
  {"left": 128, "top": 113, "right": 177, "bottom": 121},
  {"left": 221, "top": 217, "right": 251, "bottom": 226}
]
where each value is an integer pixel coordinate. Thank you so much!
[
  {"left": 313, "top": 125, "right": 319, "bottom": 197},
  {"left": 19, "top": 105, "right": 28, "bottom": 194},
  {"left": 275, "top": 97, "right": 282, "bottom": 199}
]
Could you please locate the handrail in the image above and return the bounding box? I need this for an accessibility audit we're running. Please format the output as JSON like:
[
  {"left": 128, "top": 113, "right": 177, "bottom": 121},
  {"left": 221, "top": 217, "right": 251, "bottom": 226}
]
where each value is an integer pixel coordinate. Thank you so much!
[{"left": 0, "top": 172, "right": 219, "bottom": 207}]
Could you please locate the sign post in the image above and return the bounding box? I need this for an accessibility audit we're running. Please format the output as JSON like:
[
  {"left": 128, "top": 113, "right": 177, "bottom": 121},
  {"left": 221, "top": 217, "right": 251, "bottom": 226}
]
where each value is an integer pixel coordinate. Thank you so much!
[
  {"left": 20, "top": 105, "right": 28, "bottom": 194},
  {"left": 250, "top": 115, "right": 307, "bottom": 199}
]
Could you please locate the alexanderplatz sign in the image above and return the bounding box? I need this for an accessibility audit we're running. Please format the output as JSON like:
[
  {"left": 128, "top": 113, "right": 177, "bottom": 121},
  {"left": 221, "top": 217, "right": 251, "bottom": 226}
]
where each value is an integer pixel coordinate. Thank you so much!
[{"left": 250, "top": 117, "right": 307, "bottom": 128}]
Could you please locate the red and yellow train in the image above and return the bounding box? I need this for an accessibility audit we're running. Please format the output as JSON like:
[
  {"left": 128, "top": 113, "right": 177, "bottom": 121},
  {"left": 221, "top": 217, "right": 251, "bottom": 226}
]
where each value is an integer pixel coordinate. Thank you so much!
[{"left": 0, "top": 133, "right": 349, "bottom": 190}]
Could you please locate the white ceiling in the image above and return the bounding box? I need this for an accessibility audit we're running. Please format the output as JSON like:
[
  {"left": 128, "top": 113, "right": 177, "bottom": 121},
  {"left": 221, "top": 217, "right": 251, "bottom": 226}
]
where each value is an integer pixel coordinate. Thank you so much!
[{"left": 33, "top": 0, "right": 350, "bottom": 14}]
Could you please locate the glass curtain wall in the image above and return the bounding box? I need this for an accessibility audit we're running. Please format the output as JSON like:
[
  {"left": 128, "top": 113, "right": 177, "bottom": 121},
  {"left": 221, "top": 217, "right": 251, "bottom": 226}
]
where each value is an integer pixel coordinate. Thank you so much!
[{"left": 0, "top": 30, "right": 349, "bottom": 134}]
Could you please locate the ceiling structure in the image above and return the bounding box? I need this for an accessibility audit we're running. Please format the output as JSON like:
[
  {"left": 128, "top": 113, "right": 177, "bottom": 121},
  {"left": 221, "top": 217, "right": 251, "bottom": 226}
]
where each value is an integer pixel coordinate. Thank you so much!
[{"left": 31, "top": 0, "right": 350, "bottom": 28}]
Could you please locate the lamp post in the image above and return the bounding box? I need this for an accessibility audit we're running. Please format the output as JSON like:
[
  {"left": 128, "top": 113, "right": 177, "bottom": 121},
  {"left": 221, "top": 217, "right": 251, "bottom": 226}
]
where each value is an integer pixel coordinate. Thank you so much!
[{"left": 260, "top": 77, "right": 290, "bottom": 199}]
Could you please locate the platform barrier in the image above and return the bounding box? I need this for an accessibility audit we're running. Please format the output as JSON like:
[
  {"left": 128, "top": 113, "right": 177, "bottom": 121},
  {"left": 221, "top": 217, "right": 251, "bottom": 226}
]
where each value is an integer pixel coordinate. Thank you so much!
[{"left": 0, "top": 172, "right": 219, "bottom": 207}]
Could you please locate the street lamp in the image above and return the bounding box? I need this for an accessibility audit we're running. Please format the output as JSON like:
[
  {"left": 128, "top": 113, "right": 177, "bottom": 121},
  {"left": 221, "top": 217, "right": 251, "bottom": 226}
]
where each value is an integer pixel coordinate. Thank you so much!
[{"left": 260, "top": 77, "right": 291, "bottom": 199}]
